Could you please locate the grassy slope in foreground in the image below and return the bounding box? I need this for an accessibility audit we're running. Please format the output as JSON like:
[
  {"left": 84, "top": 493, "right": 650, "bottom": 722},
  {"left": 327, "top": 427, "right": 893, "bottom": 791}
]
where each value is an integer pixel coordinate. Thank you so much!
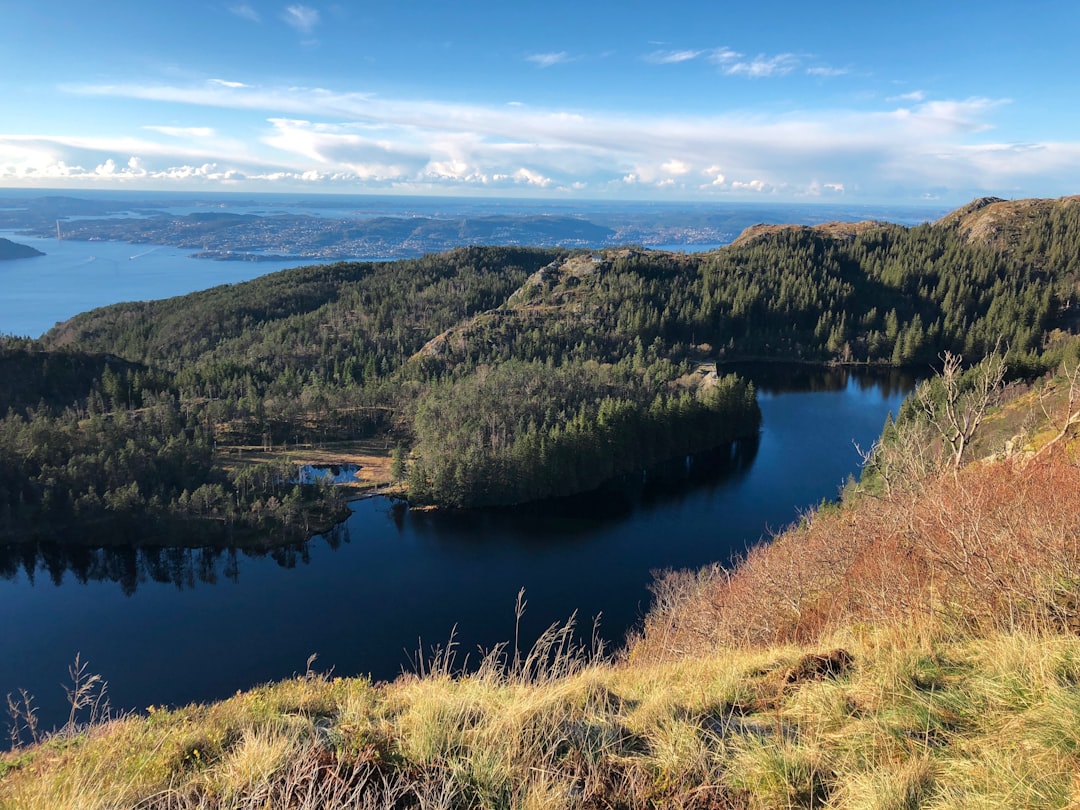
[{"left": 5, "top": 627, "right": 1080, "bottom": 808}]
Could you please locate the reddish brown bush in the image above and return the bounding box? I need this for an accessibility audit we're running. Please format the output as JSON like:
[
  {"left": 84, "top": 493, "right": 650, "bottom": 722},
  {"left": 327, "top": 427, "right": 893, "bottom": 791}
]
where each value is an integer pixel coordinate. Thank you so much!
[{"left": 636, "top": 450, "right": 1080, "bottom": 661}]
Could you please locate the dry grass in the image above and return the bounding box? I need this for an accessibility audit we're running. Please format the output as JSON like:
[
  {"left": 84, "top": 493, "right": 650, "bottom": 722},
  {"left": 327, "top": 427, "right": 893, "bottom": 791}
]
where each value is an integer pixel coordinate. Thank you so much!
[
  {"left": 8, "top": 628, "right": 1080, "bottom": 808},
  {"left": 216, "top": 437, "right": 396, "bottom": 492}
]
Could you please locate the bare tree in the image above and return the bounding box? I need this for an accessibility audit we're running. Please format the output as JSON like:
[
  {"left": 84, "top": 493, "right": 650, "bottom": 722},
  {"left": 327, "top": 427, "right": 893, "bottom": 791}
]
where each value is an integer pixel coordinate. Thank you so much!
[
  {"left": 1034, "top": 358, "right": 1080, "bottom": 460},
  {"left": 858, "top": 415, "right": 940, "bottom": 496},
  {"left": 918, "top": 346, "right": 1007, "bottom": 470}
]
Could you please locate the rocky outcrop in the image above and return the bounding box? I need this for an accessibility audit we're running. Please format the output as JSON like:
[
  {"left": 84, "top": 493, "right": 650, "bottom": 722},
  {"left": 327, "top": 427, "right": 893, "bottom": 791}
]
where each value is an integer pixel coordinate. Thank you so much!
[
  {"left": 935, "top": 195, "right": 1080, "bottom": 249},
  {"left": 729, "top": 220, "right": 888, "bottom": 248}
]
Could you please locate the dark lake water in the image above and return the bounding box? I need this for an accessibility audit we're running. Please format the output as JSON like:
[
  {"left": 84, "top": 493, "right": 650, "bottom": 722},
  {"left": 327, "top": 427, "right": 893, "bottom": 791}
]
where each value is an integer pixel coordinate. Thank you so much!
[{"left": 0, "top": 367, "right": 912, "bottom": 734}]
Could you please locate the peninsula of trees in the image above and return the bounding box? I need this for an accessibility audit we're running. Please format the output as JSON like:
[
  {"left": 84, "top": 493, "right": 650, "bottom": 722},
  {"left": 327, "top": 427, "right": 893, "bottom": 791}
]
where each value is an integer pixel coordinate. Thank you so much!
[{"left": 3, "top": 195, "right": 1080, "bottom": 540}]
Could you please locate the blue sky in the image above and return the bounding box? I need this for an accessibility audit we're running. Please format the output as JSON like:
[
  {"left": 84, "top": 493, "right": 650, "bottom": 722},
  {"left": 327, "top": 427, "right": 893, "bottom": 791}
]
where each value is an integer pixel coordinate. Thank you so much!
[{"left": 2, "top": 0, "right": 1079, "bottom": 203}]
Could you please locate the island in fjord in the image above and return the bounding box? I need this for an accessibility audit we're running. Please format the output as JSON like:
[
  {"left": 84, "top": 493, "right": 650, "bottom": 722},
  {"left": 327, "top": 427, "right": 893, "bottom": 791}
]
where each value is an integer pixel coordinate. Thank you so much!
[{"left": 0, "top": 237, "right": 43, "bottom": 260}]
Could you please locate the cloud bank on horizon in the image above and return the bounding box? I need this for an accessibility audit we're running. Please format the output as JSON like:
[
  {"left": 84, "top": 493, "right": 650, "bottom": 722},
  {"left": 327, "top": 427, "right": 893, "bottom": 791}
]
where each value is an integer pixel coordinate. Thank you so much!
[{"left": 2, "top": 0, "right": 1079, "bottom": 204}]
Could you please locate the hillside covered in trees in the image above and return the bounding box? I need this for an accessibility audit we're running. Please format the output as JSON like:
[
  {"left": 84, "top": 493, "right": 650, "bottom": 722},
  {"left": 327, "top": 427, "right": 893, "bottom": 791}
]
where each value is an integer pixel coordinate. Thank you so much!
[{"left": 3, "top": 196, "right": 1080, "bottom": 538}]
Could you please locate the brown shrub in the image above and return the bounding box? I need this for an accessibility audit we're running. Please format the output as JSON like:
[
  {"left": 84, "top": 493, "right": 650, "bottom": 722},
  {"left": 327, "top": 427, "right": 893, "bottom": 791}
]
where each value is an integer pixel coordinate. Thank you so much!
[{"left": 635, "top": 450, "right": 1080, "bottom": 661}]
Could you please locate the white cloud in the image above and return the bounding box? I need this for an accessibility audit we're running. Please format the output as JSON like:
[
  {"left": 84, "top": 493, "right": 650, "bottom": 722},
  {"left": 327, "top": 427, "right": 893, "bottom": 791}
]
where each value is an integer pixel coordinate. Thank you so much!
[
  {"left": 0, "top": 159, "right": 83, "bottom": 180},
  {"left": 282, "top": 4, "right": 319, "bottom": 33},
  {"left": 208, "top": 78, "right": 249, "bottom": 89},
  {"left": 644, "top": 49, "right": 703, "bottom": 65},
  {"left": 891, "top": 97, "right": 1006, "bottom": 133},
  {"left": 890, "top": 90, "right": 926, "bottom": 102},
  {"left": 513, "top": 168, "right": 552, "bottom": 187},
  {"left": 154, "top": 163, "right": 226, "bottom": 180},
  {"left": 722, "top": 53, "right": 799, "bottom": 78},
  {"left": 526, "top": 51, "right": 573, "bottom": 68},
  {"left": 801, "top": 180, "right": 846, "bottom": 197},
  {"left": 703, "top": 165, "right": 726, "bottom": 186},
  {"left": 20, "top": 79, "right": 1080, "bottom": 199},
  {"left": 424, "top": 159, "right": 488, "bottom": 184},
  {"left": 708, "top": 48, "right": 742, "bottom": 65},
  {"left": 704, "top": 47, "right": 800, "bottom": 77},
  {"left": 261, "top": 118, "right": 428, "bottom": 179},
  {"left": 958, "top": 141, "right": 1080, "bottom": 179},
  {"left": 229, "top": 4, "right": 260, "bottom": 22},
  {"left": 144, "top": 125, "right": 216, "bottom": 138},
  {"left": 652, "top": 46, "right": 820, "bottom": 78}
]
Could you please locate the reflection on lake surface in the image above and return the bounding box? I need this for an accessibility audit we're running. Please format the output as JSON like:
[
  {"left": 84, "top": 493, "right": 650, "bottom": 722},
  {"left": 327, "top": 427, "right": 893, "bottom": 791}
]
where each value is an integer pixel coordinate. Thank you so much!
[
  {"left": 295, "top": 464, "right": 362, "bottom": 485},
  {"left": 0, "top": 367, "right": 912, "bottom": 733}
]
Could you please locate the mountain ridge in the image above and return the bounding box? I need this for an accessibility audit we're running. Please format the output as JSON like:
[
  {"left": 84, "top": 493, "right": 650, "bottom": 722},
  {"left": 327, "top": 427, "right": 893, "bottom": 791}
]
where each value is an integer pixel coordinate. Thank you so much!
[{"left": 727, "top": 193, "right": 1080, "bottom": 252}]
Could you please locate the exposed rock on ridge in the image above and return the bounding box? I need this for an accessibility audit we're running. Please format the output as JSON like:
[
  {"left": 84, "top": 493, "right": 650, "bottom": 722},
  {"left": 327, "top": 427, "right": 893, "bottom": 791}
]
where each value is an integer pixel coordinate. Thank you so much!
[
  {"left": 934, "top": 195, "right": 1080, "bottom": 250},
  {"left": 728, "top": 220, "right": 890, "bottom": 248}
]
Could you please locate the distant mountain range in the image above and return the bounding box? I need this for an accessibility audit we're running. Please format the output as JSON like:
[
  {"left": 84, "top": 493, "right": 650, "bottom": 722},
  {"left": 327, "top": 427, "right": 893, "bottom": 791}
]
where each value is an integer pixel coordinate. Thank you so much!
[{"left": 0, "top": 192, "right": 947, "bottom": 261}]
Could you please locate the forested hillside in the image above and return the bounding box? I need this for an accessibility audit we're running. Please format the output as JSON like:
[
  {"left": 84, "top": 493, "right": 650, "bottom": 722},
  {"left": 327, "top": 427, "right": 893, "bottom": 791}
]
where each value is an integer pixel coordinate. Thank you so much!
[{"left": 3, "top": 197, "right": 1080, "bottom": 537}]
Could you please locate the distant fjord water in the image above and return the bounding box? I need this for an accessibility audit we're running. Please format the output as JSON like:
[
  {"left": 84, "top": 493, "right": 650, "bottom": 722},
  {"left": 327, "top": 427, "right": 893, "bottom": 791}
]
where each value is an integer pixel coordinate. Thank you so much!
[{"left": 0, "top": 233, "right": 312, "bottom": 338}]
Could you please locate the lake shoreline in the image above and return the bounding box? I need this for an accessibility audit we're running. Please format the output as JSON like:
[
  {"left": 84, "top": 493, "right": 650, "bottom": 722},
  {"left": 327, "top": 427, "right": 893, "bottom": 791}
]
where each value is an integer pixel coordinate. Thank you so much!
[{"left": 0, "top": 369, "right": 910, "bottom": 733}]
